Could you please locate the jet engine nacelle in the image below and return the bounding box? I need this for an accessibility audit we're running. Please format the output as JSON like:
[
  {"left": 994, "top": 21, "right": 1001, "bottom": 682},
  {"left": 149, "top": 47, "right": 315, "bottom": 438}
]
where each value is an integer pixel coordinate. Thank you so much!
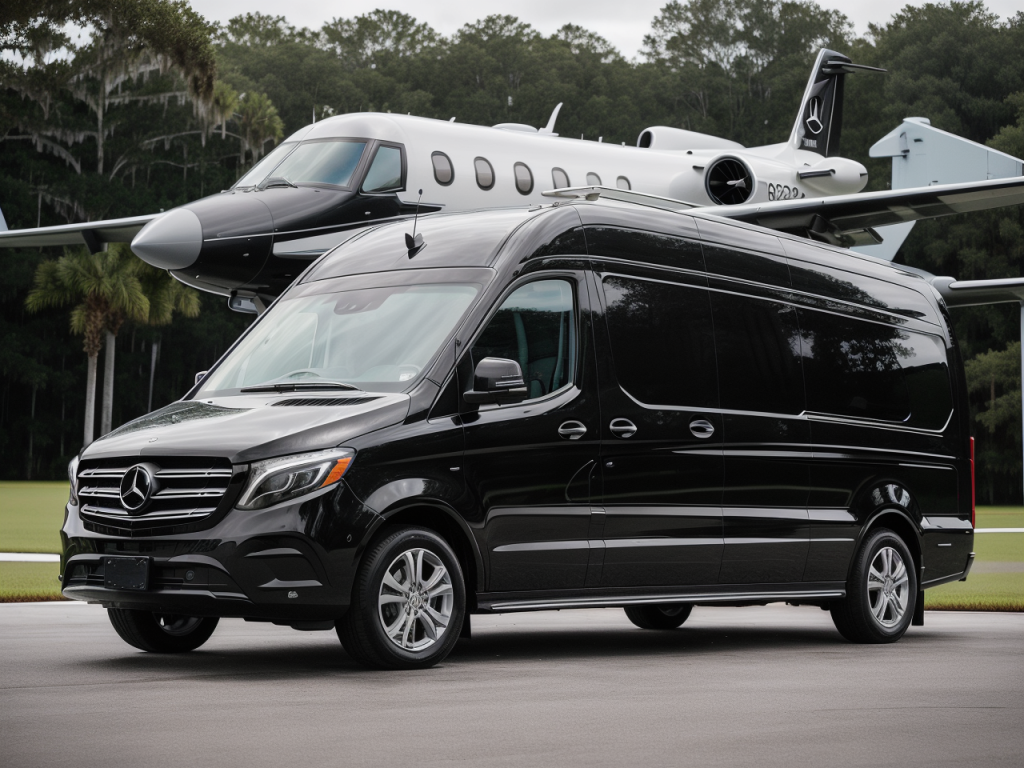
[
  {"left": 637, "top": 126, "right": 744, "bottom": 152},
  {"left": 666, "top": 151, "right": 868, "bottom": 206}
]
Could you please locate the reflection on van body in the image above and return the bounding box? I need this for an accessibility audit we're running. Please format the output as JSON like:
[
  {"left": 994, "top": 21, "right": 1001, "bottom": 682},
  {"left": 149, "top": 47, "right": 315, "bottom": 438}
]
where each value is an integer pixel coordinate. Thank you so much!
[{"left": 60, "top": 200, "right": 974, "bottom": 669}]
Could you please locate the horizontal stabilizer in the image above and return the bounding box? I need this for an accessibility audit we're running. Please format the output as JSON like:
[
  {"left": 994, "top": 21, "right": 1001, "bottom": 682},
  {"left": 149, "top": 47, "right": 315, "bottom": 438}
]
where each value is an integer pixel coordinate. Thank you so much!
[
  {"left": 853, "top": 118, "right": 1024, "bottom": 261},
  {"left": 0, "top": 214, "right": 160, "bottom": 253}
]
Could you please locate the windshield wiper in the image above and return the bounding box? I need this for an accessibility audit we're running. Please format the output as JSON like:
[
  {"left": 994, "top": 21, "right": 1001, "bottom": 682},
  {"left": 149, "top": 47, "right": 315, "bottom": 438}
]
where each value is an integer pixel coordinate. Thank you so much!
[{"left": 240, "top": 381, "right": 361, "bottom": 393}]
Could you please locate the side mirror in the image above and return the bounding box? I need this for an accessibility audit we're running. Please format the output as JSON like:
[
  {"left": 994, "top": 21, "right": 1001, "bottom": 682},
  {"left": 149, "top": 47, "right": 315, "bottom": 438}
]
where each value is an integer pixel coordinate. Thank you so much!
[
  {"left": 463, "top": 357, "right": 528, "bottom": 405},
  {"left": 195, "top": 371, "right": 208, "bottom": 386}
]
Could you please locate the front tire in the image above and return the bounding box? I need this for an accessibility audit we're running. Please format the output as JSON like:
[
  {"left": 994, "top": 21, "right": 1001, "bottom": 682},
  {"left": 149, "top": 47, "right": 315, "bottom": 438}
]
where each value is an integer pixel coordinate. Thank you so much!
[
  {"left": 830, "top": 527, "right": 917, "bottom": 644},
  {"left": 338, "top": 527, "right": 466, "bottom": 670},
  {"left": 107, "top": 608, "right": 218, "bottom": 653},
  {"left": 624, "top": 603, "right": 693, "bottom": 630}
]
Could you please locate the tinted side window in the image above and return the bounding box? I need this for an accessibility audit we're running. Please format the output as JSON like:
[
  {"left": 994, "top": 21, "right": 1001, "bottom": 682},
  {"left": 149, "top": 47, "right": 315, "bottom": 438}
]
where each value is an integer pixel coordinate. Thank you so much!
[
  {"left": 586, "top": 227, "right": 705, "bottom": 274},
  {"left": 362, "top": 145, "right": 403, "bottom": 192},
  {"left": 472, "top": 280, "right": 576, "bottom": 400},
  {"left": 711, "top": 293, "right": 804, "bottom": 414},
  {"left": 798, "top": 309, "right": 910, "bottom": 422},
  {"left": 900, "top": 332, "right": 953, "bottom": 429},
  {"left": 602, "top": 276, "right": 718, "bottom": 408}
]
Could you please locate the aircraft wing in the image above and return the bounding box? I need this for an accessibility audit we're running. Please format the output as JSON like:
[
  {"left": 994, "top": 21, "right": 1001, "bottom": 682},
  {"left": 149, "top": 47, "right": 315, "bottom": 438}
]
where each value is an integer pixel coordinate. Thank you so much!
[
  {"left": 0, "top": 214, "right": 161, "bottom": 253},
  {"left": 929, "top": 276, "right": 1024, "bottom": 307},
  {"left": 698, "top": 177, "right": 1024, "bottom": 246}
]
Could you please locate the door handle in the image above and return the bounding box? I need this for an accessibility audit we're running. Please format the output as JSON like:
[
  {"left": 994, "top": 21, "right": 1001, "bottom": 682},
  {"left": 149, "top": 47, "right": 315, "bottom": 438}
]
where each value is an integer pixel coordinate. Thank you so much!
[
  {"left": 558, "top": 421, "right": 587, "bottom": 440},
  {"left": 689, "top": 419, "right": 715, "bottom": 439},
  {"left": 609, "top": 418, "right": 637, "bottom": 438}
]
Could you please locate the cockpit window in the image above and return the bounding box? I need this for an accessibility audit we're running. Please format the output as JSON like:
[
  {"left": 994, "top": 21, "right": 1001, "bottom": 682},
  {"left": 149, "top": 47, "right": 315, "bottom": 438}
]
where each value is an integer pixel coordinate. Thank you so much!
[
  {"left": 233, "top": 142, "right": 296, "bottom": 188},
  {"left": 362, "top": 145, "right": 404, "bottom": 192},
  {"left": 267, "top": 140, "right": 367, "bottom": 187}
]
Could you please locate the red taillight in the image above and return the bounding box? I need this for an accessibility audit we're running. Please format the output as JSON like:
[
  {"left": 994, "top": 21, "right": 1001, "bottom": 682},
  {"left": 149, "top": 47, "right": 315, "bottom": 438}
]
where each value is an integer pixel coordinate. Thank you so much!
[{"left": 970, "top": 436, "right": 976, "bottom": 529}]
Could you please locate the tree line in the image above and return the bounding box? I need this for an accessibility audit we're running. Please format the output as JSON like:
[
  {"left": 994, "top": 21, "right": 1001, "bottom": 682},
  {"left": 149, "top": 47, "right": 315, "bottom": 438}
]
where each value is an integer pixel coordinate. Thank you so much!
[{"left": 2, "top": 1, "right": 1024, "bottom": 500}]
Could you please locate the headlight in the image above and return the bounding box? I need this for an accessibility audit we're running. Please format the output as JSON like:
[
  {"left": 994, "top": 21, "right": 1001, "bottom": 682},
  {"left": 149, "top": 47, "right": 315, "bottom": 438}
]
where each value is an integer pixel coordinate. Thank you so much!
[
  {"left": 237, "top": 448, "right": 353, "bottom": 510},
  {"left": 68, "top": 455, "right": 80, "bottom": 506}
]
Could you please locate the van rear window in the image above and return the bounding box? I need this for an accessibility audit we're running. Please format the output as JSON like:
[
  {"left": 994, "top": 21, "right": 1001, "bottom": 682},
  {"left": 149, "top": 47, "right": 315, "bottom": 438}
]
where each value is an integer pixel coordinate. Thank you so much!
[
  {"left": 602, "top": 276, "right": 718, "bottom": 408},
  {"left": 798, "top": 309, "right": 951, "bottom": 428}
]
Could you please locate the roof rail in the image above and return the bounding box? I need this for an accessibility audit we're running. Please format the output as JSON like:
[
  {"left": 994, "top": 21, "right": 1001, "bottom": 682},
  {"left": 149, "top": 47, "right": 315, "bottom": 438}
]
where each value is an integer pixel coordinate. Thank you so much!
[{"left": 541, "top": 186, "right": 699, "bottom": 212}]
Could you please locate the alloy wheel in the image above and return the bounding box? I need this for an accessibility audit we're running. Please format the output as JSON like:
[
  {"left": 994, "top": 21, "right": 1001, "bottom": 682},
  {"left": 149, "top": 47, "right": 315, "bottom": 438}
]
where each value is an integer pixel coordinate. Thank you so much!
[
  {"left": 377, "top": 547, "right": 454, "bottom": 651},
  {"left": 866, "top": 546, "right": 910, "bottom": 628}
]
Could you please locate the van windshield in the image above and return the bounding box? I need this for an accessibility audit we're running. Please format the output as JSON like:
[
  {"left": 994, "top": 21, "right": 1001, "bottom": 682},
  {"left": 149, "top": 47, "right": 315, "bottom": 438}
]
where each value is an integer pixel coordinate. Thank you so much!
[{"left": 197, "top": 283, "right": 480, "bottom": 396}]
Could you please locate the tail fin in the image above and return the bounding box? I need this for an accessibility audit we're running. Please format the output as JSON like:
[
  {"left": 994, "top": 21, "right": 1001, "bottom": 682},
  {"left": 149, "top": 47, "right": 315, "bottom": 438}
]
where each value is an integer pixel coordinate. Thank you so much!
[
  {"left": 0, "top": 207, "right": 7, "bottom": 232},
  {"left": 790, "top": 49, "right": 885, "bottom": 158}
]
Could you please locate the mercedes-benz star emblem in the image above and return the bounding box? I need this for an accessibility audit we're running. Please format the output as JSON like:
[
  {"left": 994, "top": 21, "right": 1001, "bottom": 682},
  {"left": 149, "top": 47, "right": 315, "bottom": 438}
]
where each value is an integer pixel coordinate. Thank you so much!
[
  {"left": 805, "top": 97, "right": 824, "bottom": 135},
  {"left": 120, "top": 465, "right": 154, "bottom": 512}
]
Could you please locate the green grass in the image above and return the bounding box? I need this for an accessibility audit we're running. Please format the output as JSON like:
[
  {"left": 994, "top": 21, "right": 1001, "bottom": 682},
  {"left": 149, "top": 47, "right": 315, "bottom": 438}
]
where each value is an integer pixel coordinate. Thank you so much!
[
  {"left": 926, "top": 573, "right": 1024, "bottom": 611},
  {"left": 926, "top": 530, "right": 1023, "bottom": 611},
  {"left": 0, "top": 481, "right": 68, "bottom": 553},
  {"left": 0, "top": 562, "right": 63, "bottom": 602},
  {"left": 975, "top": 506, "right": 1024, "bottom": 529}
]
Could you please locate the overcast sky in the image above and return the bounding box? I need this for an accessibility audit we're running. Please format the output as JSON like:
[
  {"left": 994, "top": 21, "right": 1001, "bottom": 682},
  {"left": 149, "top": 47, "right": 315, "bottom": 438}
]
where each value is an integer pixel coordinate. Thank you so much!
[{"left": 187, "top": 0, "right": 1021, "bottom": 59}]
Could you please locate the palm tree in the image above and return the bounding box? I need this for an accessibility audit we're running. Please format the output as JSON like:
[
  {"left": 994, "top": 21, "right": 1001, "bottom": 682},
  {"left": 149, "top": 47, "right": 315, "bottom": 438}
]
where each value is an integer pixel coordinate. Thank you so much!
[
  {"left": 238, "top": 91, "right": 284, "bottom": 166},
  {"left": 26, "top": 247, "right": 149, "bottom": 447},
  {"left": 137, "top": 264, "right": 202, "bottom": 411}
]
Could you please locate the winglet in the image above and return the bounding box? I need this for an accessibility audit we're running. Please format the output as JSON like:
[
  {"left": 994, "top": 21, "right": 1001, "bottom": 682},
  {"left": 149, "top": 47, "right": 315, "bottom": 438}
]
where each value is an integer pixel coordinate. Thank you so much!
[{"left": 0, "top": 207, "right": 7, "bottom": 232}]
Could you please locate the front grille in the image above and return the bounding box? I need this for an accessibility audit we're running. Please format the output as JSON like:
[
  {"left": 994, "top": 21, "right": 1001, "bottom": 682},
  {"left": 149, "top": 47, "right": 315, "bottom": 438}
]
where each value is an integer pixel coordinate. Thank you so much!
[
  {"left": 77, "top": 456, "right": 243, "bottom": 536},
  {"left": 272, "top": 396, "right": 381, "bottom": 407}
]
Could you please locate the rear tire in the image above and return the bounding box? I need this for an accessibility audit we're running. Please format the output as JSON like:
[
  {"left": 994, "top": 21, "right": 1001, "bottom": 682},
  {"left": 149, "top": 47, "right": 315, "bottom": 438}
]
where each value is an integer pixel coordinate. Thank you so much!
[
  {"left": 338, "top": 527, "right": 465, "bottom": 670},
  {"left": 107, "top": 608, "right": 218, "bottom": 653},
  {"left": 624, "top": 604, "right": 693, "bottom": 630},
  {"left": 830, "top": 527, "right": 917, "bottom": 644}
]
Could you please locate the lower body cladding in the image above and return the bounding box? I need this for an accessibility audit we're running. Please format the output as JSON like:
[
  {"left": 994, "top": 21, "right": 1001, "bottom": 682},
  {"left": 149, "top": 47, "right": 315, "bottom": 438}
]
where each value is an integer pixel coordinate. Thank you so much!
[{"left": 60, "top": 483, "right": 375, "bottom": 624}]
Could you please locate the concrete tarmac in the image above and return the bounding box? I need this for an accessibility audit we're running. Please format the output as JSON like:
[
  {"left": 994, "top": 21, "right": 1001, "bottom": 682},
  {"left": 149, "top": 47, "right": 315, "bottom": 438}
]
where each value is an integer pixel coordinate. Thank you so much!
[{"left": 2, "top": 602, "right": 1022, "bottom": 768}]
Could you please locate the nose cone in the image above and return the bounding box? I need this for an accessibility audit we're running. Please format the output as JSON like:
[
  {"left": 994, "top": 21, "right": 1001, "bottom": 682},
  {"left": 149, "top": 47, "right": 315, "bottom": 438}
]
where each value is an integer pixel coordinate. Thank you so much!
[{"left": 131, "top": 208, "right": 203, "bottom": 269}]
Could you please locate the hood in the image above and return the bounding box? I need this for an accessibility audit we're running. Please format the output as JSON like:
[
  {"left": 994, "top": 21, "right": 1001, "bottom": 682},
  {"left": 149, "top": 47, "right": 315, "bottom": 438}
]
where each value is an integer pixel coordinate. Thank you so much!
[{"left": 83, "top": 394, "right": 411, "bottom": 465}]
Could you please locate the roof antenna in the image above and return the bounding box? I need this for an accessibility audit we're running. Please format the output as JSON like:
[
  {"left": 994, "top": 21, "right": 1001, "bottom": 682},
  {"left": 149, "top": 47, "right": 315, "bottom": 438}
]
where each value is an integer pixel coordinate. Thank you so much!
[{"left": 405, "top": 189, "right": 425, "bottom": 257}]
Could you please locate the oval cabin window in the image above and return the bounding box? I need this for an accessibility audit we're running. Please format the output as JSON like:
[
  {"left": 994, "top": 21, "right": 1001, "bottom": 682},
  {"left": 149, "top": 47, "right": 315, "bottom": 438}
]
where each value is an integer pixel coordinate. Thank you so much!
[
  {"left": 475, "top": 157, "right": 495, "bottom": 190},
  {"left": 514, "top": 162, "right": 534, "bottom": 195},
  {"left": 587, "top": 172, "right": 602, "bottom": 186},
  {"left": 616, "top": 176, "right": 631, "bottom": 190},
  {"left": 552, "top": 167, "right": 570, "bottom": 189},
  {"left": 431, "top": 152, "right": 454, "bottom": 185}
]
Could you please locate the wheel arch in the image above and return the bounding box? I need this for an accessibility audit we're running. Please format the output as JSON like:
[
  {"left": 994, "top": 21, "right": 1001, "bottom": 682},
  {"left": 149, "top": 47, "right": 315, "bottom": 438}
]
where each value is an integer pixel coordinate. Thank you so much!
[
  {"left": 855, "top": 507, "right": 923, "bottom": 584},
  {"left": 361, "top": 501, "right": 484, "bottom": 606}
]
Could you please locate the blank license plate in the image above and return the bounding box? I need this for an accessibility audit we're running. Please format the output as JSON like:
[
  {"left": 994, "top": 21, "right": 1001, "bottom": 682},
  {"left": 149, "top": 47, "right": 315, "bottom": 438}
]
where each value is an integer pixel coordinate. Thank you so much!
[{"left": 103, "top": 556, "right": 150, "bottom": 591}]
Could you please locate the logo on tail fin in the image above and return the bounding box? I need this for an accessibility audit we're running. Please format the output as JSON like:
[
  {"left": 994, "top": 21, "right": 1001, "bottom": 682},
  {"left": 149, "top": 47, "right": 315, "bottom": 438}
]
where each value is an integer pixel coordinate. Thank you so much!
[{"left": 805, "top": 97, "right": 824, "bottom": 135}]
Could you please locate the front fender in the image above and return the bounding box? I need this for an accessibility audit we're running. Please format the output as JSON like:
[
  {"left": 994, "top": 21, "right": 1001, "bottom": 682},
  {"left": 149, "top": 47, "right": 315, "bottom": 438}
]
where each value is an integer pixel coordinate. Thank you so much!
[{"left": 355, "top": 480, "right": 485, "bottom": 594}]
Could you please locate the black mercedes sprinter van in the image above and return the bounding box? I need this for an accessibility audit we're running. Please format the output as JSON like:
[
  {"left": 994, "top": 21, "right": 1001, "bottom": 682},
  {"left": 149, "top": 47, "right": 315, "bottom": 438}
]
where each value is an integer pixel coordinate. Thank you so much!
[{"left": 61, "top": 200, "right": 976, "bottom": 669}]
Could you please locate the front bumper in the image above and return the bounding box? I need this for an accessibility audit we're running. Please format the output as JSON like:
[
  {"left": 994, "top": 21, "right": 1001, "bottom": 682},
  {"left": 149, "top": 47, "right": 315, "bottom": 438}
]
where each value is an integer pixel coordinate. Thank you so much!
[{"left": 61, "top": 481, "right": 379, "bottom": 620}]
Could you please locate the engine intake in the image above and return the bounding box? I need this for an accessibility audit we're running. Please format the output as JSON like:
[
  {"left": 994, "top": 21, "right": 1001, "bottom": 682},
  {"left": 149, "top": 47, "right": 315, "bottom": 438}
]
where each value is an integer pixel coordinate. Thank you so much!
[{"left": 705, "top": 157, "right": 755, "bottom": 205}]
